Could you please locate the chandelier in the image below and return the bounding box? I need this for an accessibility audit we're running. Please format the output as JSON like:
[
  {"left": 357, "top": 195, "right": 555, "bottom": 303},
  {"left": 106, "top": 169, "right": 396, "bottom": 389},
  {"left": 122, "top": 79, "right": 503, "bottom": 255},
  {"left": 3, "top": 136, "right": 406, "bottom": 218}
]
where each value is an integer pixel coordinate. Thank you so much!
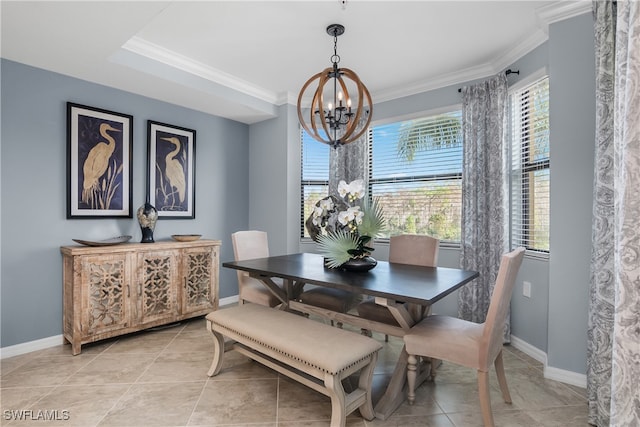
[{"left": 297, "top": 24, "right": 372, "bottom": 148}]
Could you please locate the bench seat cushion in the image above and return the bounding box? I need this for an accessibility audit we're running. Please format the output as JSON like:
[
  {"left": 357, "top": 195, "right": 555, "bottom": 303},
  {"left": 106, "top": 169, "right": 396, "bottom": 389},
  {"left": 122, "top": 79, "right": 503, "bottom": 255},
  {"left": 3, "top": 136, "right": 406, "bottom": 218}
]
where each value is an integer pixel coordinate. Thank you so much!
[{"left": 207, "top": 304, "right": 382, "bottom": 376}]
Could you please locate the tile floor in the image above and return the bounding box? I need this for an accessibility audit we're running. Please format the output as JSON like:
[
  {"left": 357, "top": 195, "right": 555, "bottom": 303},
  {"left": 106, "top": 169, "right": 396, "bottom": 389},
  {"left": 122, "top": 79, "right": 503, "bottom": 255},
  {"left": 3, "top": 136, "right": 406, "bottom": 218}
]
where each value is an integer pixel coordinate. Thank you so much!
[{"left": 1, "top": 314, "right": 589, "bottom": 426}]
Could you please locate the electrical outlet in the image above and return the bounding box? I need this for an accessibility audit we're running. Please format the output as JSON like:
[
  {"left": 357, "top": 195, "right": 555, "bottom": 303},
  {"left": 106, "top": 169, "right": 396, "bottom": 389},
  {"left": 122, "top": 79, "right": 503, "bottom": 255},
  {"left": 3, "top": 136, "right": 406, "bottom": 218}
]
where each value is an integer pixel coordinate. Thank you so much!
[{"left": 523, "top": 281, "right": 532, "bottom": 298}]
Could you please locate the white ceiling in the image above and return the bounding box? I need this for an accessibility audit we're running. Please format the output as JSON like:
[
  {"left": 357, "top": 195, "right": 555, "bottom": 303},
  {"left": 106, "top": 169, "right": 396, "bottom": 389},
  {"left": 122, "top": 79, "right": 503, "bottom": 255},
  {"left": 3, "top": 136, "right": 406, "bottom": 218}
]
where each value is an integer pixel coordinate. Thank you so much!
[{"left": 1, "top": 1, "right": 591, "bottom": 124}]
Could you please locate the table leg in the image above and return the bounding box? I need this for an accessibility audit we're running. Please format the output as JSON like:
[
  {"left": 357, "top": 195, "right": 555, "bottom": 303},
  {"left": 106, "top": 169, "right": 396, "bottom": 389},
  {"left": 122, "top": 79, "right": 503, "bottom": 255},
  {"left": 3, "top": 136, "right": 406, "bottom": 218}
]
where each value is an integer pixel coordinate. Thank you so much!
[
  {"left": 373, "top": 346, "right": 409, "bottom": 420},
  {"left": 373, "top": 346, "right": 434, "bottom": 420}
]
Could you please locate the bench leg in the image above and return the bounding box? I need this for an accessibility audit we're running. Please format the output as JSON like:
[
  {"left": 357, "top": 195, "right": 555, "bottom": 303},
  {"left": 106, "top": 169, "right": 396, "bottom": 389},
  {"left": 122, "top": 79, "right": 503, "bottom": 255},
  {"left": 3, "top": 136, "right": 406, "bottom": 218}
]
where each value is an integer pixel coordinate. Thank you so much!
[
  {"left": 324, "top": 373, "right": 347, "bottom": 427},
  {"left": 207, "top": 320, "right": 225, "bottom": 377},
  {"left": 357, "top": 352, "right": 378, "bottom": 421}
]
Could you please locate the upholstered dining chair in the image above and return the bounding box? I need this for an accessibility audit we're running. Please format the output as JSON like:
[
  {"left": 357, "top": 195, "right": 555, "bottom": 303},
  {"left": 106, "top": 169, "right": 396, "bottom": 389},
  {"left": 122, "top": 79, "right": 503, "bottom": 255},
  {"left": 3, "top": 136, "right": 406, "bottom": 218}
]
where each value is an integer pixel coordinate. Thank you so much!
[
  {"left": 231, "top": 230, "right": 283, "bottom": 307},
  {"left": 356, "top": 234, "right": 440, "bottom": 340},
  {"left": 297, "top": 285, "right": 358, "bottom": 328},
  {"left": 403, "top": 247, "right": 526, "bottom": 427}
]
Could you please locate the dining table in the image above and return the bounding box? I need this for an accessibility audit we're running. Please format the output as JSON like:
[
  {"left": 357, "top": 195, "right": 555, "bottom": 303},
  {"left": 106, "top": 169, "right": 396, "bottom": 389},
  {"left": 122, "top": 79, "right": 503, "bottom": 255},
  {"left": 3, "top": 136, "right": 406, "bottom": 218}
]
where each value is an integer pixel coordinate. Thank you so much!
[{"left": 222, "top": 252, "right": 479, "bottom": 420}]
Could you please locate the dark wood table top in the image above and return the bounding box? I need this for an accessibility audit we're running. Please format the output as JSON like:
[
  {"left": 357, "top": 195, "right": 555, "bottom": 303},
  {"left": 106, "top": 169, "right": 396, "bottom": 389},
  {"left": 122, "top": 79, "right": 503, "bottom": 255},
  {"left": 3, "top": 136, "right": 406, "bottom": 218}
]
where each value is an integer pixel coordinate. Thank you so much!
[{"left": 223, "top": 252, "right": 478, "bottom": 306}]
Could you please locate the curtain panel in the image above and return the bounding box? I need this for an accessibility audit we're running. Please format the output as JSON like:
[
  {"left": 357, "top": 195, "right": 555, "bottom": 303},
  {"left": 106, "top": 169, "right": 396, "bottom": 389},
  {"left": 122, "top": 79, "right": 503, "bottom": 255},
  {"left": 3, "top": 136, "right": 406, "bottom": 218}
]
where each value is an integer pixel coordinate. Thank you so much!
[
  {"left": 458, "top": 74, "right": 510, "bottom": 338},
  {"left": 589, "top": 1, "right": 640, "bottom": 425},
  {"left": 328, "top": 132, "right": 368, "bottom": 196}
]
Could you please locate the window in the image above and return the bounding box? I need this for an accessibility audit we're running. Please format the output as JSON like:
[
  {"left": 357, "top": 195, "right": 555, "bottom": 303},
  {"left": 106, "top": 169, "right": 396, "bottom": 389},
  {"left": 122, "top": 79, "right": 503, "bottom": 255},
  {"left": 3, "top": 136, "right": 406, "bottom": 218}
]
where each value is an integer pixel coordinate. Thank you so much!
[
  {"left": 300, "top": 110, "right": 463, "bottom": 242},
  {"left": 510, "top": 76, "right": 550, "bottom": 252},
  {"left": 370, "top": 112, "right": 463, "bottom": 241},
  {"left": 301, "top": 130, "right": 330, "bottom": 238}
]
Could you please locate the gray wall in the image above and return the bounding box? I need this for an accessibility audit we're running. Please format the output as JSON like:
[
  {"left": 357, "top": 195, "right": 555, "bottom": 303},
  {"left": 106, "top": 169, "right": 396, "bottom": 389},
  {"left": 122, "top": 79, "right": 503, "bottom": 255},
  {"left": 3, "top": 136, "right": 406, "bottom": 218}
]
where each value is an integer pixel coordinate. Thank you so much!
[
  {"left": 547, "top": 13, "right": 595, "bottom": 373},
  {"left": 0, "top": 59, "right": 250, "bottom": 347}
]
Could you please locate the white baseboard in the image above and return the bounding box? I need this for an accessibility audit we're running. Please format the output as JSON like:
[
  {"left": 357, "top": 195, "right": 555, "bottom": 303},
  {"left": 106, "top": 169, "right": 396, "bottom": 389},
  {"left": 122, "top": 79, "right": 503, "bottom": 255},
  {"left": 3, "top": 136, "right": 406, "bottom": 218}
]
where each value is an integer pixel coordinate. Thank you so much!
[
  {"left": 511, "top": 334, "right": 586, "bottom": 389},
  {"left": 219, "top": 295, "right": 238, "bottom": 306},
  {"left": 510, "top": 334, "right": 548, "bottom": 364},
  {"left": 0, "top": 334, "right": 64, "bottom": 359},
  {"left": 544, "top": 365, "right": 587, "bottom": 388},
  {"left": 1, "top": 295, "right": 241, "bottom": 359}
]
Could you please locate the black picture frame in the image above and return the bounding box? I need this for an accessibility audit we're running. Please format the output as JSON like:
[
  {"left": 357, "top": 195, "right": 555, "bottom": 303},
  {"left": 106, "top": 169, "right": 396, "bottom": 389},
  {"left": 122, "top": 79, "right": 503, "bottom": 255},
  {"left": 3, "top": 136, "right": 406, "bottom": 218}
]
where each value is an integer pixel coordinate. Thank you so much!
[
  {"left": 147, "top": 120, "right": 196, "bottom": 219},
  {"left": 67, "top": 102, "right": 133, "bottom": 218}
]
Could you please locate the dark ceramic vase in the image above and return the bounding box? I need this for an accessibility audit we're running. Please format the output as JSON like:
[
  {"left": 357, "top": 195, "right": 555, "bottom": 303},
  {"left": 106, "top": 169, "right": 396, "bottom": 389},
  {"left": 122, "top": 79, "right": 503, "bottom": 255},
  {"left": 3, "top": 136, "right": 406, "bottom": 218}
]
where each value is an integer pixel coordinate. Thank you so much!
[
  {"left": 137, "top": 202, "right": 158, "bottom": 243},
  {"left": 340, "top": 256, "right": 377, "bottom": 272}
]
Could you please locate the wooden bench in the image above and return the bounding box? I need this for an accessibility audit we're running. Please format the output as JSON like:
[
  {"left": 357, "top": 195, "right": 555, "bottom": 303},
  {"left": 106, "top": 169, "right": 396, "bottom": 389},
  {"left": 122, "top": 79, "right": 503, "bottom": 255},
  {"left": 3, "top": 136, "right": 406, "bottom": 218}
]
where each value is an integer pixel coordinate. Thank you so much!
[{"left": 206, "top": 304, "right": 383, "bottom": 427}]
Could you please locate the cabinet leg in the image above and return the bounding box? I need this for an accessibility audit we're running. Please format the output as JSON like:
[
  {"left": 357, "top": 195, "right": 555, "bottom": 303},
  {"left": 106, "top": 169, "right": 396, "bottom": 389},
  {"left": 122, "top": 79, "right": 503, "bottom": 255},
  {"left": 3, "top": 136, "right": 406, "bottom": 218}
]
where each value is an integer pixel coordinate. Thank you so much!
[{"left": 72, "top": 341, "right": 82, "bottom": 356}]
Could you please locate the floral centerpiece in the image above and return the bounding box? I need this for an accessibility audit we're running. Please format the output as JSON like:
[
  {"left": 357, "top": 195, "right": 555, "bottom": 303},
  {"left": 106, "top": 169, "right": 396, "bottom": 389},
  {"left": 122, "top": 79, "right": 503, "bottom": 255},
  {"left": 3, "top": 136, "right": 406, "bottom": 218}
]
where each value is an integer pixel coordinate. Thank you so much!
[{"left": 306, "top": 179, "right": 385, "bottom": 270}]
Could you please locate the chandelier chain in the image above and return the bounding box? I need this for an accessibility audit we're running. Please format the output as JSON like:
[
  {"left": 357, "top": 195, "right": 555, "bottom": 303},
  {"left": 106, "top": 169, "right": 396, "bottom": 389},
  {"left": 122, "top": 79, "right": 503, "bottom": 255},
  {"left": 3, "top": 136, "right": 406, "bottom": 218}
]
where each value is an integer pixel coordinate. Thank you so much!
[{"left": 331, "top": 29, "right": 340, "bottom": 65}]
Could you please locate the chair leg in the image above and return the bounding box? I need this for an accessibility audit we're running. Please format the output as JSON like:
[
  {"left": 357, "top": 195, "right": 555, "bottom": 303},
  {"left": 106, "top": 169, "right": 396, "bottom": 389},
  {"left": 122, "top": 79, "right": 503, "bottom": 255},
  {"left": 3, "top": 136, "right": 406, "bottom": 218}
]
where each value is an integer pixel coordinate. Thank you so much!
[
  {"left": 494, "top": 350, "right": 512, "bottom": 403},
  {"left": 407, "top": 354, "right": 418, "bottom": 405},
  {"left": 477, "top": 370, "right": 494, "bottom": 427}
]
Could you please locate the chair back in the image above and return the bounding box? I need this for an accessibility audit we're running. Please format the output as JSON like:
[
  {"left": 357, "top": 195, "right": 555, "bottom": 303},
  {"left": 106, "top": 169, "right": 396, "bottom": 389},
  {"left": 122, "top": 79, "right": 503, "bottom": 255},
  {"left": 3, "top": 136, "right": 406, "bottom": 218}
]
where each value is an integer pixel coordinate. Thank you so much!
[
  {"left": 481, "top": 247, "right": 525, "bottom": 368},
  {"left": 231, "top": 230, "right": 270, "bottom": 291},
  {"left": 232, "top": 230, "right": 270, "bottom": 261},
  {"left": 389, "top": 234, "right": 439, "bottom": 267}
]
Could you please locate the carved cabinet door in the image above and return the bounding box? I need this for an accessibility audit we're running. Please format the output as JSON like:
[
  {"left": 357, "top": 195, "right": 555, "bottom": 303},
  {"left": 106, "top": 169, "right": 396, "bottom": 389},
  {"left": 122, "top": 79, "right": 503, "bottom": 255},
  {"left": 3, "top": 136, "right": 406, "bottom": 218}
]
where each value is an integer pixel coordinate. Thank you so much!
[
  {"left": 181, "top": 246, "right": 217, "bottom": 315},
  {"left": 80, "top": 253, "right": 132, "bottom": 337},
  {"left": 136, "top": 250, "right": 181, "bottom": 325}
]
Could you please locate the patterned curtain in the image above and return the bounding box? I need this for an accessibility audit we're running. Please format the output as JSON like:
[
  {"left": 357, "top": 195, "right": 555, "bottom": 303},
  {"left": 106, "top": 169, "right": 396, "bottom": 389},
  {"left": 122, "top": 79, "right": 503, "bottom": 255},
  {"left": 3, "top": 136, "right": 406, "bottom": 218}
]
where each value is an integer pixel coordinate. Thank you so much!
[
  {"left": 458, "top": 74, "right": 509, "bottom": 338},
  {"left": 588, "top": 1, "right": 640, "bottom": 425},
  {"left": 328, "top": 128, "right": 368, "bottom": 196}
]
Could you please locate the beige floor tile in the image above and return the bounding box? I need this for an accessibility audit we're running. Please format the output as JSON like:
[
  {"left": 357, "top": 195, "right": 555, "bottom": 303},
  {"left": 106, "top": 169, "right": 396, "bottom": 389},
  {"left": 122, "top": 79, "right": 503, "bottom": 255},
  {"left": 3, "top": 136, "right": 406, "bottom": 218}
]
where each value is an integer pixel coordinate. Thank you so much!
[
  {"left": 1, "top": 386, "right": 57, "bottom": 415},
  {"left": 366, "top": 413, "right": 455, "bottom": 427},
  {"left": 504, "top": 367, "right": 586, "bottom": 409},
  {"left": 189, "top": 378, "right": 277, "bottom": 425},
  {"left": 63, "top": 353, "right": 157, "bottom": 385},
  {"left": 163, "top": 331, "right": 215, "bottom": 353},
  {"left": 98, "top": 381, "right": 205, "bottom": 426},
  {"left": 137, "top": 352, "right": 212, "bottom": 383},
  {"left": 101, "top": 331, "right": 176, "bottom": 355},
  {"left": 525, "top": 405, "right": 591, "bottom": 426},
  {"left": 446, "top": 408, "right": 541, "bottom": 427},
  {"left": 208, "top": 351, "right": 278, "bottom": 381},
  {"left": 1, "top": 355, "right": 95, "bottom": 388},
  {"left": 276, "top": 376, "right": 336, "bottom": 423},
  {"left": 10, "top": 384, "right": 130, "bottom": 427}
]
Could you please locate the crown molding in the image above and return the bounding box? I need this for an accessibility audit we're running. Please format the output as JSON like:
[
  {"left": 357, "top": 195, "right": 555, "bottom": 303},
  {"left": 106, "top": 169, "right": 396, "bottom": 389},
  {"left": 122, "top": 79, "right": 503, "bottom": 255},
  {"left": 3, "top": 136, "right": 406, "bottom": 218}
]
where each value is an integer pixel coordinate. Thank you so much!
[
  {"left": 536, "top": 0, "right": 593, "bottom": 32},
  {"left": 125, "top": 2, "right": 594, "bottom": 111},
  {"left": 492, "top": 28, "right": 549, "bottom": 72},
  {"left": 122, "top": 36, "right": 280, "bottom": 105},
  {"left": 363, "top": 1, "right": 593, "bottom": 104}
]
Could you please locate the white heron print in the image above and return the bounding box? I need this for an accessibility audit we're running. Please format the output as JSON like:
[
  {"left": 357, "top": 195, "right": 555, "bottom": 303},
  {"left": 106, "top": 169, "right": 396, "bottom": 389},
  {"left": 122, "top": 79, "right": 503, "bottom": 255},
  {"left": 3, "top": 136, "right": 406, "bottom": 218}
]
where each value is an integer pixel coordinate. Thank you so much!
[
  {"left": 155, "top": 133, "right": 189, "bottom": 212},
  {"left": 78, "top": 119, "right": 123, "bottom": 210}
]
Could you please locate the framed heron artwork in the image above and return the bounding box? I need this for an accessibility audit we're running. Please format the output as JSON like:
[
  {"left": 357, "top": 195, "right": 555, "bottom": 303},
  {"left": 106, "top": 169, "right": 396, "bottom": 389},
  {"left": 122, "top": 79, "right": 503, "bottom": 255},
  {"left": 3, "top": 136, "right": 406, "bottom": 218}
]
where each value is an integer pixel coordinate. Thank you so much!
[
  {"left": 67, "top": 102, "right": 133, "bottom": 219},
  {"left": 147, "top": 120, "right": 196, "bottom": 219}
]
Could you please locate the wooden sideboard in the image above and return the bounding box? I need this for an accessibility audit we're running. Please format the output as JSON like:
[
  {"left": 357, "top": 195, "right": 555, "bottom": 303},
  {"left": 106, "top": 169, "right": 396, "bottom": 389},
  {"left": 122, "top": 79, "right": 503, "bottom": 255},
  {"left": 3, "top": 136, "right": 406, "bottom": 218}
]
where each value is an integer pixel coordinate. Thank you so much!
[{"left": 61, "top": 239, "right": 220, "bottom": 355}]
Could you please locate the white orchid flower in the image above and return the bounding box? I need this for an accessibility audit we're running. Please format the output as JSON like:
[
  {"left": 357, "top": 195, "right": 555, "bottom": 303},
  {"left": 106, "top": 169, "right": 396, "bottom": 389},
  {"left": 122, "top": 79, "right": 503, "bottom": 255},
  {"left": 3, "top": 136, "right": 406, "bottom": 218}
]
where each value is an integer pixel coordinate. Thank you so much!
[
  {"left": 348, "top": 179, "right": 365, "bottom": 200},
  {"left": 337, "top": 180, "right": 349, "bottom": 198},
  {"left": 338, "top": 206, "right": 362, "bottom": 226},
  {"left": 319, "top": 198, "right": 333, "bottom": 211}
]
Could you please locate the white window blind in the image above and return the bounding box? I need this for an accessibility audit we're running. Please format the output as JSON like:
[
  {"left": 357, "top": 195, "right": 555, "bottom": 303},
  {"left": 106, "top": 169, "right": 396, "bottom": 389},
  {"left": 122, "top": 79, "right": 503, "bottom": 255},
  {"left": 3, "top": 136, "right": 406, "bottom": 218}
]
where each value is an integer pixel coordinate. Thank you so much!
[
  {"left": 300, "top": 111, "right": 463, "bottom": 242},
  {"left": 370, "top": 111, "right": 463, "bottom": 241},
  {"left": 301, "top": 130, "right": 329, "bottom": 238},
  {"left": 510, "top": 76, "right": 550, "bottom": 252}
]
